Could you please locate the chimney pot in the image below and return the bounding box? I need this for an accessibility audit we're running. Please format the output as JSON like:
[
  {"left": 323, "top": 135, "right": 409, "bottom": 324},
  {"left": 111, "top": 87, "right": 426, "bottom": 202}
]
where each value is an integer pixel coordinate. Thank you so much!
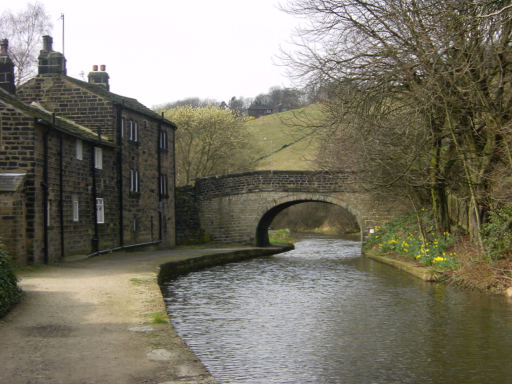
[
  {"left": 93, "top": 64, "right": 98, "bottom": 71},
  {"left": 100, "top": 64, "right": 106, "bottom": 72}
]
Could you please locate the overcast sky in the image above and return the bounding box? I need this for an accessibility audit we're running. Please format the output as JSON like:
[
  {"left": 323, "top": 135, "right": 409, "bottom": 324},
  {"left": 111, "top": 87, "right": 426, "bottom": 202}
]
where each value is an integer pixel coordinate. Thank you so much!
[{"left": 3, "top": 0, "right": 303, "bottom": 108}]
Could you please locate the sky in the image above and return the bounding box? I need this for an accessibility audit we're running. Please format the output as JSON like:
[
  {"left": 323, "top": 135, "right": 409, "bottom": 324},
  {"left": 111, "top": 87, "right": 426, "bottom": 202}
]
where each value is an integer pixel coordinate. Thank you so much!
[{"left": 2, "top": 0, "right": 303, "bottom": 108}]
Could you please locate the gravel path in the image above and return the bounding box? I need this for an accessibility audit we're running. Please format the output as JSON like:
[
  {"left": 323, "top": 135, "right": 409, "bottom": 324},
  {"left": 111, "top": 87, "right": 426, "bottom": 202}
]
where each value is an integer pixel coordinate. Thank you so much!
[{"left": 0, "top": 247, "right": 242, "bottom": 384}]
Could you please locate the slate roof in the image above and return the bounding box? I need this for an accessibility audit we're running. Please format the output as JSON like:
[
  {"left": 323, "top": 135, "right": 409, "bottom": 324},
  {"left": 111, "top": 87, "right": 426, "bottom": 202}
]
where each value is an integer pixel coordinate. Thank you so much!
[{"left": 0, "top": 87, "right": 115, "bottom": 146}]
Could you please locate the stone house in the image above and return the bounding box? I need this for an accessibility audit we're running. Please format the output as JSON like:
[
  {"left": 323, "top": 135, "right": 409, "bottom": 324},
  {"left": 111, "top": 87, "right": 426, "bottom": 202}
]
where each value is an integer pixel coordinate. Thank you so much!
[{"left": 0, "top": 36, "right": 176, "bottom": 264}]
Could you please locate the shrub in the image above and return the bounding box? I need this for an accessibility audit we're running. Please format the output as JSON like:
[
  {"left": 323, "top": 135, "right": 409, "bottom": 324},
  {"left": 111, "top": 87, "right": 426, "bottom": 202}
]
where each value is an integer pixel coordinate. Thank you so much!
[
  {"left": 365, "top": 209, "right": 458, "bottom": 270},
  {"left": 0, "top": 247, "right": 22, "bottom": 318},
  {"left": 482, "top": 203, "right": 512, "bottom": 260}
]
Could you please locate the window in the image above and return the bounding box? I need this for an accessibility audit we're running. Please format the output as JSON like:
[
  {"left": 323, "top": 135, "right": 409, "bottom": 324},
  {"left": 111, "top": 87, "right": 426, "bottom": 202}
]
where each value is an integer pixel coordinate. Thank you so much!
[
  {"left": 94, "top": 147, "right": 103, "bottom": 169},
  {"left": 96, "top": 198, "right": 104, "bottom": 224},
  {"left": 129, "top": 169, "right": 139, "bottom": 193},
  {"left": 159, "top": 174, "right": 168, "bottom": 196},
  {"left": 159, "top": 130, "right": 168, "bottom": 151},
  {"left": 121, "top": 118, "right": 125, "bottom": 138},
  {"left": 76, "top": 139, "right": 83, "bottom": 160},
  {"left": 72, "top": 199, "right": 79, "bottom": 222},
  {"left": 129, "top": 120, "right": 138, "bottom": 142}
]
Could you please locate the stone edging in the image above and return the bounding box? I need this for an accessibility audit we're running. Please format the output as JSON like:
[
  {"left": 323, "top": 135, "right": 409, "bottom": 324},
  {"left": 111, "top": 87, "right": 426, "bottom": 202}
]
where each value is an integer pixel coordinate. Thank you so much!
[
  {"left": 363, "top": 249, "right": 442, "bottom": 282},
  {"left": 157, "top": 245, "right": 294, "bottom": 284}
]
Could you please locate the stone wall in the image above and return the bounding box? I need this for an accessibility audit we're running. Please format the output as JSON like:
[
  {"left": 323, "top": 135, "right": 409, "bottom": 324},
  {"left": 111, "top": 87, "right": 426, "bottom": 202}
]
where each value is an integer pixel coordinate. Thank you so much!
[
  {"left": 175, "top": 186, "right": 202, "bottom": 244},
  {"left": 195, "top": 171, "right": 409, "bottom": 246},
  {"left": 16, "top": 75, "right": 116, "bottom": 138},
  {"left": 0, "top": 189, "right": 26, "bottom": 264},
  {"left": 16, "top": 73, "right": 177, "bottom": 260},
  {"left": 0, "top": 103, "right": 36, "bottom": 262},
  {"left": 196, "top": 170, "right": 355, "bottom": 199},
  {"left": 120, "top": 110, "right": 175, "bottom": 246}
]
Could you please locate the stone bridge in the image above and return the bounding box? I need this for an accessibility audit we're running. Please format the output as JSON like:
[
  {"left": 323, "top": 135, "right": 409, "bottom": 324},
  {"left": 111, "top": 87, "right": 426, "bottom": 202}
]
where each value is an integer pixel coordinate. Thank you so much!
[{"left": 184, "top": 170, "right": 409, "bottom": 246}]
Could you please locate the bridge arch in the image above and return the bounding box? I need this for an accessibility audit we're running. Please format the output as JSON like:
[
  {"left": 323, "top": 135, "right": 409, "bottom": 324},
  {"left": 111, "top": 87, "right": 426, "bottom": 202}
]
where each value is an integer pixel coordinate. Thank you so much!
[
  {"left": 255, "top": 195, "right": 362, "bottom": 246},
  {"left": 193, "top": 170, "right": 407, "bottom": 246}
]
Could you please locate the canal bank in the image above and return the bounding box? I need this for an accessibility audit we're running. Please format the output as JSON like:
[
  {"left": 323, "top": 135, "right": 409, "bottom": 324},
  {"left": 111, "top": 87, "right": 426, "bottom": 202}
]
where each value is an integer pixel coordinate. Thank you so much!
[{"left": 0, "top": 245, "right": 288, "bottom": 384}]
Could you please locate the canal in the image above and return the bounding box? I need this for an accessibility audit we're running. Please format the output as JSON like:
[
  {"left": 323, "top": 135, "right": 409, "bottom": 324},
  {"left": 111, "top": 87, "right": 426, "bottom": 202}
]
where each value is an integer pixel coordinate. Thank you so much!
[{"left": 163, "top": 236, "right": 512, "bottom": 384}]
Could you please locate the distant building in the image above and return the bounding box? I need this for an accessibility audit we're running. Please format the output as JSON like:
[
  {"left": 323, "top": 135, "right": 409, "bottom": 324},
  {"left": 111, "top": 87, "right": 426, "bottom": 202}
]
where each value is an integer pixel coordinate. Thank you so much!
[
  {"left": 0, "top": 36, "right": 177, "bottom": 264},
  {"left": 247, "top": 104, "right": 274, "bottom": 118}
]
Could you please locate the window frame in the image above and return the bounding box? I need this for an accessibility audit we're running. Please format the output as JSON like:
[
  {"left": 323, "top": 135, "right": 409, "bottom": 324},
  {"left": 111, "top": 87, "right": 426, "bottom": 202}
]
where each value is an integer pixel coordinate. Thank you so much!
[
  {"left": 159, "top": 174, "right": 168, "bottom": 197},
  {"left": 129, "top": 169, "right": 140, "bottom": 193},
  {"left": 72, "top": 199, "right": 79, "bottom": 222},
  {"left": 96, "top": 198, "right": 104, "bottom": 224},
  {"left": 76, "top": 139, "right": 83, "bottom": 160},
  {"left": 94, "top": 147, "right": 103, "bottom": 169},
  {"left": 159, "top": 129, "right": 168, "bottom": 151}
]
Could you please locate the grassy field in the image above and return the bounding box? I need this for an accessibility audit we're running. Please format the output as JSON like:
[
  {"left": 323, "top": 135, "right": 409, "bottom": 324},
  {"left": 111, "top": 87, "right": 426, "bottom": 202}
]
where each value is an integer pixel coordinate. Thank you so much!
[{"left": 245, "top": 104, "right": 324, "bottom": 171}]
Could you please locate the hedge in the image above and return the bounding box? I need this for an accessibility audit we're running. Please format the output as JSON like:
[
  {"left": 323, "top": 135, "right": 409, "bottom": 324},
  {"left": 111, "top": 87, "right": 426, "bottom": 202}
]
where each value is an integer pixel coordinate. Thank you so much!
[{"left": 0, "top": 247, "right": 22, "bottom": 318}]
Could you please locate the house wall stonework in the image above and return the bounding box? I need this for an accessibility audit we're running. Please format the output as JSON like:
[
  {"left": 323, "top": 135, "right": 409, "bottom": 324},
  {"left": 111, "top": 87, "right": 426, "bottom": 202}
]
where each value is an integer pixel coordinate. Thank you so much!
[
  {"left": 17, "top": 75, "right": 116, "bottom": 138},
  {"left": 0, "top": 37, "right": 176, "bottom": 264}
]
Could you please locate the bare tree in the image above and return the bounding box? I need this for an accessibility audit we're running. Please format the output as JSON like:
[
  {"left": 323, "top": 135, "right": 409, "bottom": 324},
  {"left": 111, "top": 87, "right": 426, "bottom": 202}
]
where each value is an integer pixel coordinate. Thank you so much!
[
  {"left": 283, "top": 0, "right": 512, "bottom": 245},
  {"left": 0, "top": 2, "right": 52, "bottom": 85}
]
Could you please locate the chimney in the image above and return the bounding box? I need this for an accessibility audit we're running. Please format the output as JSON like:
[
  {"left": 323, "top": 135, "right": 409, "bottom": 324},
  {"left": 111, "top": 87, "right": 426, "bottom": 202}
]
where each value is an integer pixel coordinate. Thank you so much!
[
  {"left": 0, "top": 39, "right": 15, "bottom": 94},
  {"left": 88, "top": 64, "right": 110, "bottom": 91},
  {"left": 38, "top": 35, "right": 67, "bottom": 75},
  {"left": 42, "top": 35, "right": 53, "bottom": 52}
]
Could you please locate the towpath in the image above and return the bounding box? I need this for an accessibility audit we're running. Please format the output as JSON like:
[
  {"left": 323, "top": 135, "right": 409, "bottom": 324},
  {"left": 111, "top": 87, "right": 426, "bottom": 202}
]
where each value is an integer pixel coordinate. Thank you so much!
[{"left": 0, "top": 246, "right": 283, "bottom": 384}]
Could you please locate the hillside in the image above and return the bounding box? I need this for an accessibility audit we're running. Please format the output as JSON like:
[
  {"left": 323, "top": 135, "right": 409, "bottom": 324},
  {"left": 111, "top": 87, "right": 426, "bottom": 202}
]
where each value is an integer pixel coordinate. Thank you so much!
[{"left": 245, "top": 104, "right": 324, "bottom": 171}]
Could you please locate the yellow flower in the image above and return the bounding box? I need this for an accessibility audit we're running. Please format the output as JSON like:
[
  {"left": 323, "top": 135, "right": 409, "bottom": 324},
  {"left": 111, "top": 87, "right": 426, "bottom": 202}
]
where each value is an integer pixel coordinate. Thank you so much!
[
  {"left": 416, "top": 255, "right": 422, "bottom": 259},
  {"left": 433, "top": 256, "right": 446, "bottom": 263},
  {"left": 404, "top": 248, "right": 408, "bottom": 252}
]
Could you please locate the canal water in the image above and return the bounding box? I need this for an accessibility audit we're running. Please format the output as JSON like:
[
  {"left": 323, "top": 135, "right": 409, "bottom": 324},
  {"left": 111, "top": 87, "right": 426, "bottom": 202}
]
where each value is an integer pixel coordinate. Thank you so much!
[{"left": 163, "top": 236, "right": 512, "bottom": 384}]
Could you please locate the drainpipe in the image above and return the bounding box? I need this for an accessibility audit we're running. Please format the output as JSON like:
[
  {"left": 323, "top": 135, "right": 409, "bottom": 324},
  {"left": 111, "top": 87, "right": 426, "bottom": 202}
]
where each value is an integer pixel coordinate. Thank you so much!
[
  {"left": 158, "top": 113, "right": 163, "bottom": 241},
  {"left": 42, "top": 118, "right": 50, "bottom": 264},
  {"left": 59, "top": 132, "right": 64, "bottom": 259},
  {"left": 116, "top": 105, "right": 124, "bottom": 247},
  {"left": 91, "top": 144, "right": 99, "bottom": 253}
]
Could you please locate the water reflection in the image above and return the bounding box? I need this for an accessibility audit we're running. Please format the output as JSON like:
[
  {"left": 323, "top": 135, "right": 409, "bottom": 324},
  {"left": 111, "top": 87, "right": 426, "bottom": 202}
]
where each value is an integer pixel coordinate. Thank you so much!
[{"left": 163, "top": 236, "right": 512, "bottom": 384}]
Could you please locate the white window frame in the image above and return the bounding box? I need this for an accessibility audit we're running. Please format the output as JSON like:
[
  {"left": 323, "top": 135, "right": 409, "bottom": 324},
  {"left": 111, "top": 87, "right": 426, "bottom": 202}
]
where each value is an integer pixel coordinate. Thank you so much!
[
  {"left": 128, "top": 120, "right": 139, "bottom": 142},
  {"left": 76, "top": 139, "right": 83, "bottom": 160},
  {"left": 159, "top": 130, "right": 168, "bottom": 150},
  {"left": 160, "top": 174, "right": 168, "bottom": 196},
  {"left": 128, "top": 120, "right": 133, "bottom": 140},
  {"left": 96, "top": 198, "right": 104, "bottom": 224},
  {"left": 72, "top": 199, "right": 79, "bottom": 222},
  {"left": 130, "top": 169, "right": 139, "bottom": 193},
  {"left": 94, "top": 147, "right": 103, "bottom": 169}
]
